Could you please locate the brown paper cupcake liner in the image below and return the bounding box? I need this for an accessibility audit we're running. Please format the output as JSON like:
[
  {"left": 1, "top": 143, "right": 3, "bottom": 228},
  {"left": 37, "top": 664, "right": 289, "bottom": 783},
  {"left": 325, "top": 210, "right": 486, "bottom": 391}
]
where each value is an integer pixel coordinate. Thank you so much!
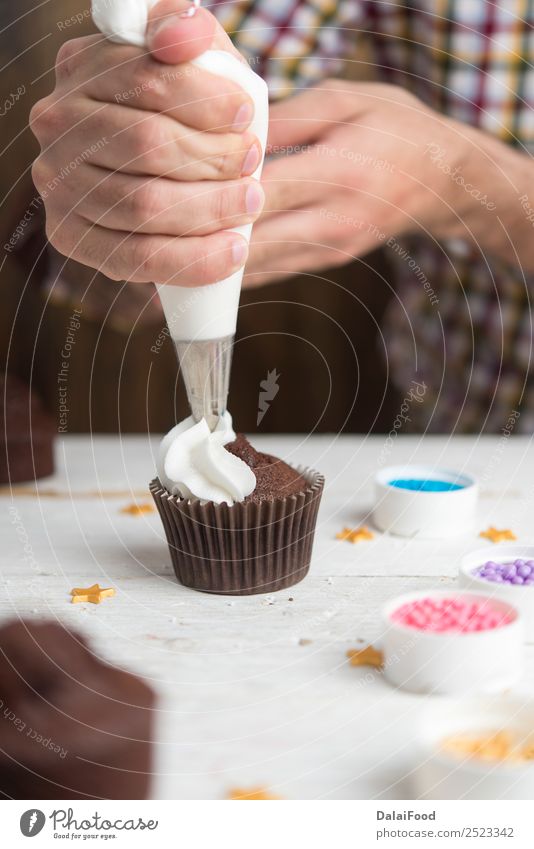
[{"left": 150, "top": 467, "right": 324, "bottom": 595}]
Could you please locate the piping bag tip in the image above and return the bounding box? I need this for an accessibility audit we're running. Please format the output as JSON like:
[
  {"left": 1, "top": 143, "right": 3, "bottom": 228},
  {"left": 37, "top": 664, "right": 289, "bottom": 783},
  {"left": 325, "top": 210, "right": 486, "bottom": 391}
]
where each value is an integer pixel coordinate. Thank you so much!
[{"left": 174, "top": 336, "right": 234, "bottom": 431}]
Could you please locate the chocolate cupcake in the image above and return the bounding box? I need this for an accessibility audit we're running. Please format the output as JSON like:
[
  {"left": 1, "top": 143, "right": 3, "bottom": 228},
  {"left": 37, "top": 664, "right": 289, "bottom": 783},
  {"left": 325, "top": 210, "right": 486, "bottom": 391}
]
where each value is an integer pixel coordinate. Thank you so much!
[
  {"left": 0, "top": 620, "right": 154, "bottom": 799},
  {"left": 150, "top": 417, "right": 324, "bottom": 595},
  {"left": 0, "top": 373, "right": 55, "bottom": 484}
]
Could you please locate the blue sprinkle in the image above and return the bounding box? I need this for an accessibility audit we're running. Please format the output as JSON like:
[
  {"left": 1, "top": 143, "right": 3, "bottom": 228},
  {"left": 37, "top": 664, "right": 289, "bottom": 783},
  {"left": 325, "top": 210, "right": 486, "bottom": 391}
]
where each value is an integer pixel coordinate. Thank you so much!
[{"left": 388, "top": 478, "right": 464, "bottom": 492}]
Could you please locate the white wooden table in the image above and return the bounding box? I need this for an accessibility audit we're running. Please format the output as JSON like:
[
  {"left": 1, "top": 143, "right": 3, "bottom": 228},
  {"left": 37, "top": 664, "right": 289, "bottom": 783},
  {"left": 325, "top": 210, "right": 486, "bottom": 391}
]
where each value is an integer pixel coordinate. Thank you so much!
[{"left": 2, "top": 434, "right": 533, "bottom": 799}]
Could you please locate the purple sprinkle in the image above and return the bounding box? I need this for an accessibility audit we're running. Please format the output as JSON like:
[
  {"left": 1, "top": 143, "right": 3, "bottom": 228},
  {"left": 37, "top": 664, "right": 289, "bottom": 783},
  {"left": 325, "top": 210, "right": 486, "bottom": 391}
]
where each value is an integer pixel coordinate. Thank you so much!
[{"left": 473, "top": 559, "right": 534, "bottom": 587}]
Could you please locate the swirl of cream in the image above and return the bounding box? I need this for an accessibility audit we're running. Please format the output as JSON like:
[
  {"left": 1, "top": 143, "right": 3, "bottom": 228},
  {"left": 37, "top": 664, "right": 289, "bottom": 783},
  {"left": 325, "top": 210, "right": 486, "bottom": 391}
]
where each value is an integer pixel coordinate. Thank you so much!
[{"left": 157, "top": 412, "right": 256, "bottom": 505}]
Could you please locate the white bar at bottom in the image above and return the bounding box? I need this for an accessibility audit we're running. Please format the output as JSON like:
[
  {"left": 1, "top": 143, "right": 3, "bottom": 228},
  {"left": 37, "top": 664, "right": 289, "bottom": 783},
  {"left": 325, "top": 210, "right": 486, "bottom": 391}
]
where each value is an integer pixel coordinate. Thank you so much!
[{"left": 2, "top": 799, "right": 534, "bottom": 848}]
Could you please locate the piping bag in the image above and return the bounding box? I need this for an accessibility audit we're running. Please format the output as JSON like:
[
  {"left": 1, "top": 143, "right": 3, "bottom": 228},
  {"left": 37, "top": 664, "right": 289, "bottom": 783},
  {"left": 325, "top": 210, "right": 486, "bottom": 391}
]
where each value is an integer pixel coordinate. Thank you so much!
[{"left": 91, "top": 0, "right": 268, "bottom": 429}]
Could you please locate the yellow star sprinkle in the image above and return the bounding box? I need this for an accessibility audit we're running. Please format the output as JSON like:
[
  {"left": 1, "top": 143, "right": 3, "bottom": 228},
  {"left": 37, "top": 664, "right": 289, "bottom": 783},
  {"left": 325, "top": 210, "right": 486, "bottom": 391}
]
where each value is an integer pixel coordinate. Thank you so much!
[
  {"left": 120, "top": 502, "right": 155, "bottom": 516},
  {"left": 442, "top": 731, "right": 534, "bottom": 764},
  {"left": 479, "top": 526, "right": 517, "bottom": 543},
  {"left": 347, "top": 645, "right": 384, "bottom": 668},
  {"left": 336, "top": 526, "right": 374, "bottom": 543},
  {"left": 229, "top": 787, "right": 282, "bottom": 800},
  {"left": 70, "top": 584, "right": 116, "bottom": 605}
]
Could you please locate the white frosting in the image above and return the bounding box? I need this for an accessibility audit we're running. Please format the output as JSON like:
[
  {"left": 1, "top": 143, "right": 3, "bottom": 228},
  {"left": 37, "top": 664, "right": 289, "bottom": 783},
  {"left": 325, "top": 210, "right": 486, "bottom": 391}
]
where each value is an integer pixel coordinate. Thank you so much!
[
  {"left": 157, "top": 412, "right": 256, "bottom": 504},
  {"left": 91, "top": 2, "right": 269, "bottom": 342}
]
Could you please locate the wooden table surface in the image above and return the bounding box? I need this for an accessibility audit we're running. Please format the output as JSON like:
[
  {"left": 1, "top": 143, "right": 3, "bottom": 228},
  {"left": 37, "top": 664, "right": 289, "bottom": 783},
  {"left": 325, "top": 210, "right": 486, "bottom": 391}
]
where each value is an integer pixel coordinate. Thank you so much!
[{"left": 2, "top": 434, "right": 533, "bottom": 799}]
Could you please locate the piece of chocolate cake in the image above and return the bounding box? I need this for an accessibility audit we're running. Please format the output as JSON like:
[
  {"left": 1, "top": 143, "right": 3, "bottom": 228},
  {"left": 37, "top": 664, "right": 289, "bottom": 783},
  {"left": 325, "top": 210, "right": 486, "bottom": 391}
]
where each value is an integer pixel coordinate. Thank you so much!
[
  {"left": 0, "top": 620, "right": 154, "bottom": 799},
  {"left": 0, "top": 373, "right": 55, "bottom": 484},
  {"left": 225, "top": 434, "right": 308, "bottom": 503}
]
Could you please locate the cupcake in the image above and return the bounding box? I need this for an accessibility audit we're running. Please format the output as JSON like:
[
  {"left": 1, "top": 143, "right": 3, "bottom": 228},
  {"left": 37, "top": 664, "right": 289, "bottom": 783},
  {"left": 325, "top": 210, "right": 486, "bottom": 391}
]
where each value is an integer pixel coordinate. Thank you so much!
[
  {"left": 150, "top": 414, "right": 324, "bottom": 595},
  {"left": 0, "top": 620, "right": 155, "bottom": 799}
]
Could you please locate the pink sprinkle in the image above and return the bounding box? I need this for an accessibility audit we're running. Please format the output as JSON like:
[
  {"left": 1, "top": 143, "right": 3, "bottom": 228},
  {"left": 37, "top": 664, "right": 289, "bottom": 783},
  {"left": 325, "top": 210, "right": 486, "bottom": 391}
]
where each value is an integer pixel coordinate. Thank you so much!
[{"left": 391, "top": 596, "right": 512, "bottom": 633}]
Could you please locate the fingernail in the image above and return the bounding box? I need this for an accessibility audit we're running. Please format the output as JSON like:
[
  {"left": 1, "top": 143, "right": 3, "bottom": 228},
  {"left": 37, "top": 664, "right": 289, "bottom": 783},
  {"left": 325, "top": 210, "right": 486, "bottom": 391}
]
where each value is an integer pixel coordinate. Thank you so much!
[
  {"left": 232, "top": 239, "right": 248, "bottom": 267},
  {"left": 151, "top": 5, "right": 194, "bottom": 30},
  {"left": 232, "top": 102, "right": 253, "bottom": 132},
  {"left": 149, "top": 17, "right": 174, "bottom": 34},
  {"left": 245, "top": 182, "right": 264, "bottom": 215},
  {"left": 241, "top": 143, "right": 260, "bottom": 176}
]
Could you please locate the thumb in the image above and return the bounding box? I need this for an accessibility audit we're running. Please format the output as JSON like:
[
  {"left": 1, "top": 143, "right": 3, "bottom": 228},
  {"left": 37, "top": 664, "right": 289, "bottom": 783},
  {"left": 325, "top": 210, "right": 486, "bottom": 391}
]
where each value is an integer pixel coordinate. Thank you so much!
[
  {"left": 267, "top": 82, "right": 355, "bottom": 150},
  {"left": 147, "top": 0, "right": 217, "bottom": 64}
]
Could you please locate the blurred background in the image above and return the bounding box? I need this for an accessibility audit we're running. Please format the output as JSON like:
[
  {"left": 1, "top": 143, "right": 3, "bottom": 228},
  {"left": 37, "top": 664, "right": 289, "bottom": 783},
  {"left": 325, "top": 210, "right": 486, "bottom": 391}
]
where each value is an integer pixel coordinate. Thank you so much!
[{"left": 0, "top": 0, "right": 398, "bottom": 434}]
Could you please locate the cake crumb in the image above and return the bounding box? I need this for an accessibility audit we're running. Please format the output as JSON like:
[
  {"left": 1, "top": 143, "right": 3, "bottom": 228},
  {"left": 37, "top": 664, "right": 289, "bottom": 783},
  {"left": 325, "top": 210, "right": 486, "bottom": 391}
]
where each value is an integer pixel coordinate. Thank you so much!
[
  {"left": 479, "top": 526, "right": 517, "bottom": 543},
  {"left": 229, "top": 787, "right": 282, "bottom": 800},
  {"left": 336, "top": 526, "right": 374, "bottom": 543},
  {"left": 347, "top": 645, "right": 383, "bottom": 668},
  {"left": 299, "top": 638, "right": 312, "bottom": 646},
  {"left": 120, "top": 502, "right": 155, "bottom": 516}
]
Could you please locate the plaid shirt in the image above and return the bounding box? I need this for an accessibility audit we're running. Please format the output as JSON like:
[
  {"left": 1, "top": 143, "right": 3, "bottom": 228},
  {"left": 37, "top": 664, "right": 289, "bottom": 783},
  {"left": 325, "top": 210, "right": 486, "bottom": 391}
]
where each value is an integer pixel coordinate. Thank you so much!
[{"left": 212, "top": 0, "right": 534, "bottom": 433}]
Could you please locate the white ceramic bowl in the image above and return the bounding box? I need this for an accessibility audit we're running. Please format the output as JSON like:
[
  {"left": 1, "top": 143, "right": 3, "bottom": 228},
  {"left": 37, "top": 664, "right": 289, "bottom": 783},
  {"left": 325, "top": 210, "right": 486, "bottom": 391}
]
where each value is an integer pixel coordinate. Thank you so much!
[
  {"left": 373, "top": 465, "right": 478, "bottom": 538},
  {"left": 460, "top": 546, "right": 534, "bottom": 640},
  {"left": 382, "top": 590, "right": 523, "bottom": 695},
  {"left": 412, "top": 696, "right": 534, "bottom": 800}
]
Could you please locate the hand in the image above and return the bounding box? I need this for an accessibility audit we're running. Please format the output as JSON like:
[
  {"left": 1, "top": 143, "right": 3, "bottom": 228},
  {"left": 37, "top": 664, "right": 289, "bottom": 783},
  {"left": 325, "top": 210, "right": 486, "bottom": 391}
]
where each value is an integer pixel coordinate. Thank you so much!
[
  {"left": 246, "top": 80, "right": 474, "bottom": 287},
  {"left": 29, "top": 0, "right": 265, "bottom": 285}
]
